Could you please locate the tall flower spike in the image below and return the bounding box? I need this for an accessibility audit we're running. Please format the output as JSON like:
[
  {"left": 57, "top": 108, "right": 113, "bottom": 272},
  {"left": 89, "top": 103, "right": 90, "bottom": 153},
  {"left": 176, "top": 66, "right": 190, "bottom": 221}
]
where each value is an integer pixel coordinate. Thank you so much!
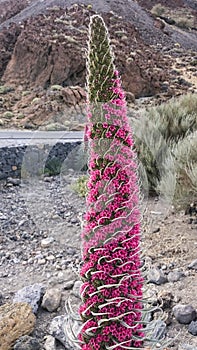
[
  {"left": 87, "top": 15, "right": 117, "bottom": 103},
  {"left": 78, "top": 14, "right": 167, "bottom": 350}
]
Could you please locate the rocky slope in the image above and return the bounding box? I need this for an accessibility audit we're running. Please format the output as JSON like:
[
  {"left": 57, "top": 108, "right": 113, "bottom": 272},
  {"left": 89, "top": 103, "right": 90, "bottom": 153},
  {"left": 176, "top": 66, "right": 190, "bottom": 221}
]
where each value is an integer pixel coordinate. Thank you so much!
[
  {"left": 0, "top": 0, "right": 196, "bottom": 130},
  {"left": 1, "top": 4, "right": 171, "bottom": 93},
  {"left": 138, "top": 0, "right": 197, "bottom": 11},
  {"left": 0, "top": 0, "right": 34, "bottom": 24}
]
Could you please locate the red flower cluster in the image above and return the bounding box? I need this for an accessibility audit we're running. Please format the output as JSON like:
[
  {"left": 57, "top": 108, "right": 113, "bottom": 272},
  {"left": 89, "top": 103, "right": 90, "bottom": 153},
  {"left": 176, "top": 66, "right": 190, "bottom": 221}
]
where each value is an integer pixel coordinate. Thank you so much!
[{"left": 79, "top": 71, "right": 144, "bottom": 349}]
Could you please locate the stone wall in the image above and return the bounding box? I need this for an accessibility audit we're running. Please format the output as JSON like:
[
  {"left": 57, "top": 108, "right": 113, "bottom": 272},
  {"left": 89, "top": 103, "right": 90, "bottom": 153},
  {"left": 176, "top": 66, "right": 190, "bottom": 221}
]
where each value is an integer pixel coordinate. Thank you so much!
[{"left": 0, "top": 141, "right": 83, "bottom": 180}]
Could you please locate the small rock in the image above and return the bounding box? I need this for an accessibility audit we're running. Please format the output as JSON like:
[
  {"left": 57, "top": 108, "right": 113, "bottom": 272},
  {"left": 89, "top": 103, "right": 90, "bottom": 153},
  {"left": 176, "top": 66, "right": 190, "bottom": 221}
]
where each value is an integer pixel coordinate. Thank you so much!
[
  {"left": 42, "top": 288, "right": 62, "bottom": 312},
  {"left": 46, "top": 255, "right": 55, "bottom": 261},
  {"left": 188, "top": 259, "right": 197, "bottom": 271},
  {"left": 38, "top": 258, "right": 46, "bottom": 265},
  {"left": 188, "top": 320, "right": 197, "bottom": 335},
  {"left": 63, "top": 280, "right": 75, "bottom": 290},
  {"left": 49, "top": 315, "right": 68, "bottom": 347},
  {"left": 7, "top": 178, "right": 21, "bottom": 186},
  {"left": 14, "top": 335, "right": 41, "bottom": 350},
  {"left": 169, "top": 262, "right": 175, "bottom": 269},
  {"left": 167, "top": 271, "right": 185, "bottom": 283},
  {"left": 43, "top": 335, "right": 56, "bottom": 350},
  {"left": 44, "top": 176, "right": 53, "bottom": 182},
  {"left": 0, "top": 214, "right": 8, "bottom": 220},
  {"left": 174, "top": 295, "right": 181, "bottom": 303},
  {"left": 173, "top": 304, "right": 197, "bottom": 324},
  {"left": 72, "top": 280, "right": 83, "bottom": 298},
  {"left": 13, "top": 284, "right": 45, "bottom": 314},
  {"left": 152, "top": 320, "right": 167, "bottom": 340},
  {"left": 67, "top": 247, "right": 76, "bottom": 255},
  {"left": 152, "top": 227, "right": 160, "bottom": 233},
  {"left": 49, "top": 314, "right": 81, "bottom": 348},
  {"left": 70, "top": 218, "right": 78, "bottom": 224},
  {"left": 41, "top": 237, "right": 54, "bottom": 248},
  {"left": 147, "top": 267, "right": 167, "bottom": 285}
]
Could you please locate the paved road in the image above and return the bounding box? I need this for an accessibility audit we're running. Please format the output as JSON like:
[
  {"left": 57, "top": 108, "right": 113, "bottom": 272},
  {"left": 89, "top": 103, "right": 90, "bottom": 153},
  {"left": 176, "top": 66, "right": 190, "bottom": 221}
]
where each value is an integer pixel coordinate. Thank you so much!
[{"left": 0, "top": 130, "right": 84, "bottom": 147}]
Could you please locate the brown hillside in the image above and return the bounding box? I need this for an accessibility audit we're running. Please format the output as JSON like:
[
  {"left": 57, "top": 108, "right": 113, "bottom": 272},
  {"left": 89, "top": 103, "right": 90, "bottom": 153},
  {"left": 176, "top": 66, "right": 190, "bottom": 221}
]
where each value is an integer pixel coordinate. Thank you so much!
[
  {"left": 2, "top": 5, "right": 170, "bottom": 98},
  {"left": 0, "top": 0, "right": 196, "bottom": 129}
]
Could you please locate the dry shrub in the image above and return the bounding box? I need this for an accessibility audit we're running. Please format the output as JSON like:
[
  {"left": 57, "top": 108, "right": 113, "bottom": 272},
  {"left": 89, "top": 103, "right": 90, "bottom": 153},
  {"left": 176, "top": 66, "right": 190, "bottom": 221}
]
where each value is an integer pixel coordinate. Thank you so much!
[
  {"left": 158, "top": 131, "right": 197, "bottom": 209},
  {"left": 131, "top": 93, "right": 197, "bottom": 207},
  {"left": 151, "top": 4, "right": 166, "bottom": 17}
]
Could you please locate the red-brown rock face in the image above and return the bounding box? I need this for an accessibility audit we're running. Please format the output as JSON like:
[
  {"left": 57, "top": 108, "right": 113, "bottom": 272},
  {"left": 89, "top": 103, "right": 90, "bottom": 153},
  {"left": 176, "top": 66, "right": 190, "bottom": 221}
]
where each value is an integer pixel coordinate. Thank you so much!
[
  {"left": 0, "top": 24, "right": 21, "bottom": 80},
  {"left": 2, "top": 5, "right": 170, "bottom": 98}
]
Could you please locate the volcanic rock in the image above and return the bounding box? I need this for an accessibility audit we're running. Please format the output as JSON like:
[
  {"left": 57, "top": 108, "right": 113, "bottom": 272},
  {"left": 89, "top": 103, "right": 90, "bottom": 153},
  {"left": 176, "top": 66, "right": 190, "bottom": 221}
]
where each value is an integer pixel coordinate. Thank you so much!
[
  {"left": 13, "top": 283, "right": 45, "bottom": 314},
  {"left": 13, "top": 335, "right": 41, "bottom": 350},
  {"left": 0, "top": 302, "right": 36, "bottom": 350},
  {"left": 147, "top": 267, "right": 168, "bottom": 285},
  {"left": 43, "top": 335, "right": 57, "bottom": 350},
  {"left": 173, "top": 304, "right": 197, "bottom": 324},
  {"left": 2, "top": 5, "right": 171, "bottom": 98},
  {"left": 188, "top": 320, "right": 197, "bottom": 336}
]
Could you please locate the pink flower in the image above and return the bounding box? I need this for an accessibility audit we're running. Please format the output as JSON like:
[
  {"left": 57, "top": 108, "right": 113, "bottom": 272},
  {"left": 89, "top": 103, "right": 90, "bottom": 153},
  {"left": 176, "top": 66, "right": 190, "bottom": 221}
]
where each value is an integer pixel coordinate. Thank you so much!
[
  {"left": 105, "top": 131, "right": 112, "bottom": 138},
  {"left": 102, "top": 122, "right": 108, "bottom": 128},
  {"left": 79, "top": 66, "right": 143, "bottom": 349}
]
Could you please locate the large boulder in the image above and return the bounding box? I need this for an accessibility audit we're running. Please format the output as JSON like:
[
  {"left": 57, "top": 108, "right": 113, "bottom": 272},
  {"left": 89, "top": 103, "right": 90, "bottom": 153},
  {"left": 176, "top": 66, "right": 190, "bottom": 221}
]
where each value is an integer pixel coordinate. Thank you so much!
[{"left": 0, "top": 302, "right": 36, "bottom": 350}]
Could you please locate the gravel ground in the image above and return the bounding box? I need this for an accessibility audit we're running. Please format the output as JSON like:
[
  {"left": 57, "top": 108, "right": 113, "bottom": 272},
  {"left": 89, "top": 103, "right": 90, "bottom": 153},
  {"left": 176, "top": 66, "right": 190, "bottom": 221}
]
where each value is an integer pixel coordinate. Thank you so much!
[
  {"left": 0, "top": 173, "right": 84, "bottom": 292},
  {"left": 0, "top": 174, "right": 197, "bottom": 349}
]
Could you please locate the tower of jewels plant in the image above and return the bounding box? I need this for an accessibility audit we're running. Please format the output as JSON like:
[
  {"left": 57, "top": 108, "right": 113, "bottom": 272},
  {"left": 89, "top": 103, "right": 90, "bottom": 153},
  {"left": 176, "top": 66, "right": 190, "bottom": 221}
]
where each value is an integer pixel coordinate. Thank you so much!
[{"left": 79, "top": 15, "right": 149, "bottom": 350}]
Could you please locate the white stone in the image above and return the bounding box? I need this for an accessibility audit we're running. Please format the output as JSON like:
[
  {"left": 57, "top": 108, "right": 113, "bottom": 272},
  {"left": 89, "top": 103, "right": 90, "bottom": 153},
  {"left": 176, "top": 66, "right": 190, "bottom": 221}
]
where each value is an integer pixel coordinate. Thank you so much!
[
  {"left": 44, "top": 335, "right": 56, "bottom": 350},
  {"left": 41, "top": 237, "right": 54, "bottom": 248}
]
